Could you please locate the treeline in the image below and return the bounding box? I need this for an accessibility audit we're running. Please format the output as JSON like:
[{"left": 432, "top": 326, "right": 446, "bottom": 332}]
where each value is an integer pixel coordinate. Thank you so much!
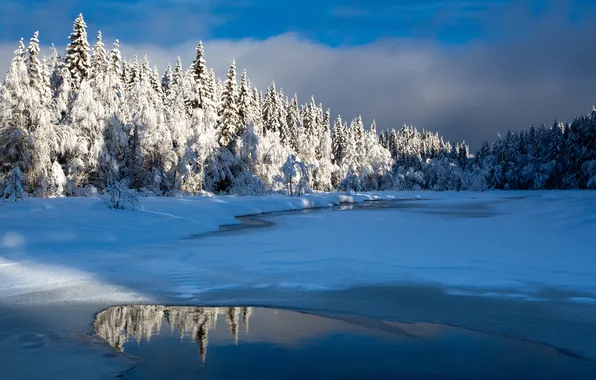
[{"left": 1, "top": 14, "right": 595, "bottom": 199}]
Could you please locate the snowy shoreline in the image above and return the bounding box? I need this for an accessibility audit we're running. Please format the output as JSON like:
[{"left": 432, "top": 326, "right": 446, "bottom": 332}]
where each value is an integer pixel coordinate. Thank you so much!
[
  {"left": 0, "top": 191, "right": 419, "bottom": 253},
  {"left": 1, "top": 190, "right": 596, "bottom": 305}
]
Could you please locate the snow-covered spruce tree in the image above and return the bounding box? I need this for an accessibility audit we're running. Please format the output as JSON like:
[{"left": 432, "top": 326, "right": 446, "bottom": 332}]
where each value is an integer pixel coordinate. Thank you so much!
[
  {"left": 0, "top": 40, "right": 35, "bottom": 189},
  {"left": 217, "top": 60, "right": 240, "bottom": 152},
  {"left": 262, "top": 82, "right": 281, "bottom": 135},
  {"left": 93, "top": 37, "right": 129, "bottom": 187},
  {"left": 45, "top": 44, "right": 62, "bottom": 93},
  {"left": 251, "top": 87, "right": 263, "bottom": 135},
  {"left": 358, "top": 121, "right": 392, "bottom": 190},
  {"left": 65, "top": 13, "right": 91, "bottom": 87},
  {"left": 342, "top": 116, "right": 362, "bottom": 175},
  {"left": 110, "top": 39, "right": 122, "bottom": 77},
  {"left": 64, "top": 79, "right": 102, "bottom": 191},
  {"left": 58, "top": 30, "right": 113, "bottom": 192},
  {"left": 276, "top": 89, "right": 291, "bottom": 149},
  {"left": 299, "top": 97, "right": 318, "bottom": 163},
  {"left": 189, "top": 41, "right": 211, "bottom": 110},
  {"left": 91, "top": 31, "right": 109, "bottom": 78},
  {"left": 237, "top": 70, "right": 251, "bottom": 132},
  {"left": 286, "top": 93, "right": 301, "bottom": 152},
  {"left": 27, "top": 32, "right": 45, "bottom": 96},
  {"left": 183, "top": 59, "right": 220, "bottom": 194},
  {"left": 161, "top": 63, "right": 173, "bottom": 104},
  {"left": 23, "top": 31, "right": 63, "bottom": 197},
  {"left": 312, "top": 107, "right": 333, "bottom": 191},
  {"left": 330, "top": 115, "right": 347, "bottom": 188},
  {"left": 126, "top": 57, "right": 175, "bottom": 194},
  {"left": 3, "top": 167, "right": 25, "bottom": 201}
]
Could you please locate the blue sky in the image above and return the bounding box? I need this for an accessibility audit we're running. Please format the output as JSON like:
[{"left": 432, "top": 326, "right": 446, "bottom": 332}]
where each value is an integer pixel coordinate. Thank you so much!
[
  {"left": 1, "top": 0, "right": 593, "bottom": 47},
  {"left": 1, "top": 0, "right": 596, "bottom": 147}
]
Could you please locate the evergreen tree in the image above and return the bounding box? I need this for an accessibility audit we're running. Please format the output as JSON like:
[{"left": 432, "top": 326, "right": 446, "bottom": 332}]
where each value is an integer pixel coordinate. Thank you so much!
[
  {"left": 91, "top": 31, "right": 109, "bottom": 78},
  {"left": 27, "top": 32, "right": 43, "bottom": 89},
  {"left": 190, "top": 41, "right": 210, "bottom": 110},
  {"left": 161, "top": 63, "right": 173, "bottom": 103},
  {"left": 331, "top": 115, "right": 346, "bottom": 166},
  {"left": 65, "top": 13, "right": 91, "bottom": 86},
  {"left": 217, "top": 60, "right": 240, "bottom": 151},
  {"left": 110, "top": 39, "right": 122, "bottom": 77},
  {"left": 237, "top": 70, "right": 251, "bottom": 131},
  {"left": 0, "top": 40, "right": 34, "bottom": 186},
  {"left": 3, "top": 167, "right": 25, "bottom": 200},
  {"left": 262, "top": 82, "right": 279, "bottom": 135},
  {"left": 286, "top": 93, "right": 301, "bottom": 152}
]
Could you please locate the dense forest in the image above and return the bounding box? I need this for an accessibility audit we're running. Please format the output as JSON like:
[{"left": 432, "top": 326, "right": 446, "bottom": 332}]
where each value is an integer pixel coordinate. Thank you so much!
[{"left": 1, "top": 14, "right": 595, "bottom": 199}]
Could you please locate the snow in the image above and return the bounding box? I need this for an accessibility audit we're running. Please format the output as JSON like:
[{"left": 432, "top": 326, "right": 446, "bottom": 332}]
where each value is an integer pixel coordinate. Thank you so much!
[
  {"left": 1, "top": 190, "right": 595, "bottom": 306},
  {"left": 1, "top": 190, "right": 596, "bottom": 378},
  {"left": 0, "top": 191, "right": 415, "bottom": 303}
]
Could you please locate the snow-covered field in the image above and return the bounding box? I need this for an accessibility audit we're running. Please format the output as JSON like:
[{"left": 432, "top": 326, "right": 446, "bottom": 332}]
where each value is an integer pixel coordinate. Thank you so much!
[
  {"left": 1, "top": 190, "right": 595, "bottom": 305},
  {"left": 0, "top": 191, "right": 415, "bottom": 303},
  {"left": 1, "top": 190, "right": 596, "bottom": 379}
]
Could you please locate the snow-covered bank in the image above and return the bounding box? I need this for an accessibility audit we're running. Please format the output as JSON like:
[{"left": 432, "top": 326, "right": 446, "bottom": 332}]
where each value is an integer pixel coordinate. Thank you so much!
[
  {"left": 1, "top": 190, "right": 595, "bottom": 306},
  {"left": 0, "top": 191, "right": 418, "bottom": 302},
  {"left": 0, "top": 191, "right": 410, "bottom": 253}
]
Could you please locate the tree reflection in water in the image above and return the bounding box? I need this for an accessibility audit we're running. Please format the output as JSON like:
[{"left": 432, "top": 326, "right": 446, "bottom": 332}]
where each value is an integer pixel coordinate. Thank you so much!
[{"left": 94, "top": 305, "right": 252, "bottom": 364}]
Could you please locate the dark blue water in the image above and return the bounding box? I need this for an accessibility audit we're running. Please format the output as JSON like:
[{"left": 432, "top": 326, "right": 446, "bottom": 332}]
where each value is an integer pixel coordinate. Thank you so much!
[{"left": 94, "top": 305, "right": 596, "bottom": 379}]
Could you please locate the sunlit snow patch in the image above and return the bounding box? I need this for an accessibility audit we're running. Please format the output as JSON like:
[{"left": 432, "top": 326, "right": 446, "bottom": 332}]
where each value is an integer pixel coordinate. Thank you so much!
[{"left": 0, "top": 259, "right": 148, "bottom": 305}]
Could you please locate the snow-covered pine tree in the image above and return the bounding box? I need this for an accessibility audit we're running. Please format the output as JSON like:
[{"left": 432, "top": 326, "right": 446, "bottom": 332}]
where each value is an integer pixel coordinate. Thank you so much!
[
  {"left": 65, "top": 13, "right": 91, "bottom": 87},
  {"left": 95, "top": 40, "right": 128, "bottom": 187},
  {"left": 46, "top": 43, "right": 62, "bottom": 90},
  {"left": 237, "top": 70, "right": 251, "bottom": 133},
  {"left": 217, "top": 59, "right": 240, "bottom": 152},
  {"left": 312, "top": 107, "right": 333, "bottom": 191},
  {"left": 262, "top": 82, "right": 281, "bottom": 135},
  {"left": 25, "top": 31, "right": 62, "bottom": 196},
  {"left": 91, "top": 31, "right": 109, "bottom": 78},
  {"left": 370, "top": 119, "right": 377, "bottom": 137},
  {"left": 126, "top": 56, "right": 174, "bottom": 194},
  {"left": 207, "top": 68, "right": 218, "bottom": 110},
  {"left": 0, "top": 39, "right": 35, "bottom": 187},
  {"left": 65, "top": 78, "right": 102, "bottom": 190},
  {"left": 277, "top": 91, "right": 292, "bottom": 148},
  {"left": 250, "top": 87, "right": 263, "bottom": 135},
  {"left": 189, "top": 41, "right": 210, "bottom": 110},
  {"left": 161, "top": 63, "right": 173, "bottom": 103},
  {"left": 3, "top": 167, "right": 25, "bottom": 200},
  {"left": 286, "top": 93, "right": 301, "bottom": 152},
  {"left": 150, "top": 66, "right": 162, "bottom": 95},
  {"left": 27, "top": 32, "right": 43, "bottom": 90},
  {"left": 110, "top": 39, "right": 122, "bottom": 77},
  {"left": 173, "top": 57, "right": 183, "bottom": 90},
  {"left": 331, "top": 115, "right": 346, "bottom": 166}
]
